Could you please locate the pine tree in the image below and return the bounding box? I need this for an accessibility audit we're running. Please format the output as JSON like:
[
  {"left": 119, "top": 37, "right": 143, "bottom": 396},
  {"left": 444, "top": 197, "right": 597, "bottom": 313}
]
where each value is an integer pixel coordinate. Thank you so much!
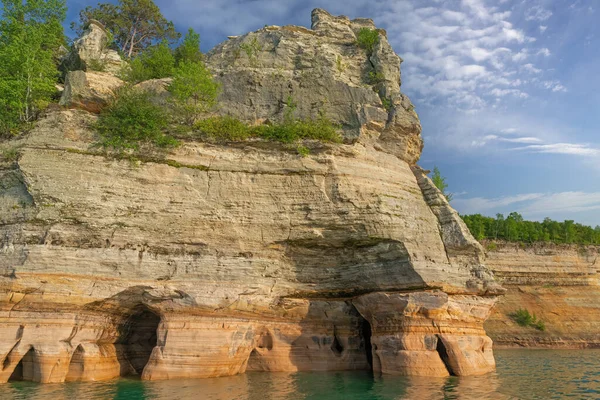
[{"left": 72, "top": 0, "right": 180, "bottom": 58}]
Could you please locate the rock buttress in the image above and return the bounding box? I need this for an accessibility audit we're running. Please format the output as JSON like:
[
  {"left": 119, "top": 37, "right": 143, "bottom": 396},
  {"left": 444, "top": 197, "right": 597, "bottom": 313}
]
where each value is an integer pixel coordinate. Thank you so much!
[{"left": 0, "top": 8, "right": 501, "bottom": 383}]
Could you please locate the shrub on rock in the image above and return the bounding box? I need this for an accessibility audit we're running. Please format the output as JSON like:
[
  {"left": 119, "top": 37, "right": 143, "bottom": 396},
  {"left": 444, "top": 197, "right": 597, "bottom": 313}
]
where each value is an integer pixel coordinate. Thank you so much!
[
  {"left": 95, "top": 87, "right": 178, "bottom": 150},
  {"left": 169, "top": 61, "right": 219, "bottom": 125}
]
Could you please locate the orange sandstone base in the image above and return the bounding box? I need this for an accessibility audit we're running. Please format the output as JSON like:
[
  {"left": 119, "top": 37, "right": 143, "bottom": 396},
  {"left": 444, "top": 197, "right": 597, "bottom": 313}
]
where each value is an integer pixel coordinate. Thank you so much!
[{"left": 0, "top": 291, "right": 497, "bottom": 383}]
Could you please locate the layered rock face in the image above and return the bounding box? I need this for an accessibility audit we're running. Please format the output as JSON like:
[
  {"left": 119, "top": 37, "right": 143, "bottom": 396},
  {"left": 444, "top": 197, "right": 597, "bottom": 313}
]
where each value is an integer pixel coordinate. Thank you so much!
[
  {"left": 0, "top": 9, "right": 501, "bottom": 383},
  {"left": 483, "top": 242, "right": 600, "bottom": 347}
]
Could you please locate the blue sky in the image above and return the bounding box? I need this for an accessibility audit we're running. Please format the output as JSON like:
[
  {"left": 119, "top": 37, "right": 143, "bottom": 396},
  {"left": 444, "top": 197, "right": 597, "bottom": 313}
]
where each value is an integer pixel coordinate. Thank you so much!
[{"left": 66, "top": 0, "right": 600, "bottom": 226}]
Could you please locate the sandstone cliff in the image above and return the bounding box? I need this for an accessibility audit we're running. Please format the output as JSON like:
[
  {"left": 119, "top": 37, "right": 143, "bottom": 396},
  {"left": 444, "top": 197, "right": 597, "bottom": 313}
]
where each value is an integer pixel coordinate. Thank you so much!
[
  {"left": 0, "top": 9, "right": 501, "bottom": 383},
  {"left": 483, "top": 241, "right": 600, "bottom": 347}
]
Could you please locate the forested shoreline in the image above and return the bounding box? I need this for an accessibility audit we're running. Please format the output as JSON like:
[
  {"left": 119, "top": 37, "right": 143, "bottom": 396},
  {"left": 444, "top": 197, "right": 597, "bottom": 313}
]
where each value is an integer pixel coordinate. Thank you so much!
[{"left": 461, "top": 212, "right": 600, "bottom": 245}]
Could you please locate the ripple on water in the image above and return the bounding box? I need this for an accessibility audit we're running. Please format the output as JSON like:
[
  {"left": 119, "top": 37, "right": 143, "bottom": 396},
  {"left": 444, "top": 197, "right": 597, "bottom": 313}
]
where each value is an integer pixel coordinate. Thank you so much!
[{"left": 2, "top": 350, "right": 600, "bottom": 400}]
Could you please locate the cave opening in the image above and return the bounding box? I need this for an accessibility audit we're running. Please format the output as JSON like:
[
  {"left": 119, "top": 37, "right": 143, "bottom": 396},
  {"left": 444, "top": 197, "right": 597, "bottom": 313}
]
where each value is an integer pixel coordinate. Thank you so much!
[
  {"left": 66, "top": 344, "right": 85, "bottom": 382},
  {"left": 361, "top": 319, "right": 373, "bottom": 369},
  {"left": 8, "top": 348, "right": 34, "bottom": 382},
  {"left": 120, "top": 305, "right": 160, "bottom": 376},
  {"left": 435, "top": 335, "right": 456, "bottom": 376},
  {"left": 331, "top": 332, "right": 344, "bottom": 356}
]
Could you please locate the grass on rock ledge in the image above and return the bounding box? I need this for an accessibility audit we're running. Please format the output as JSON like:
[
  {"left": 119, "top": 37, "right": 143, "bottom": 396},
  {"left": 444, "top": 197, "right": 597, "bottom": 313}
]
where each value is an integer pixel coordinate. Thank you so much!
[
  {"left": 192, "top": 115, "right": 342, "bottom": 144},
  {"left": 510, "top": 308, "right": 546, "bottom": 331}
]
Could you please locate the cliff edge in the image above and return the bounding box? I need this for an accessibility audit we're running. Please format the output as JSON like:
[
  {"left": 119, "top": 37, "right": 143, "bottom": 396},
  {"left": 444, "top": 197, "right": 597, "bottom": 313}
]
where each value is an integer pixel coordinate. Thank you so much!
[
  {"left": 0, "top": 9, "right": 502, "bottom": 383},
  {"left": 483, "top": 241, "right": 600, "bottom": 347}
]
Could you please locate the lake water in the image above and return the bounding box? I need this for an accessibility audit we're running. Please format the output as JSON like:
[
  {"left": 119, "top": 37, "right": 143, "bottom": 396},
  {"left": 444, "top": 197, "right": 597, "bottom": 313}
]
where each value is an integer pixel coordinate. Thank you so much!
[{"left": 2, "top": 349, "right": 600, "bottom": 399}]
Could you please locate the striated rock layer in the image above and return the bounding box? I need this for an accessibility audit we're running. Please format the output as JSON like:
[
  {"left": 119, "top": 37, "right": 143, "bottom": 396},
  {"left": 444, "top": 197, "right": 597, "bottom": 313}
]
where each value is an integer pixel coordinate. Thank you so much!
[
  {"left": 0, "top": 9, "right": 501, "bottom": 383},
  {"left": 483, "top": 241, "right": 600, "bottom": 347}
]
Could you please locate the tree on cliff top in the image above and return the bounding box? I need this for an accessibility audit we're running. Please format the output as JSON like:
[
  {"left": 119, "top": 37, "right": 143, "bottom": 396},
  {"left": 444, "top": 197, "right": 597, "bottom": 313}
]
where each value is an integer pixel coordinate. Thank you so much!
[
  {"left": 431, "top": 166, "right": 453, "bottom": 202},
  {"left": 71, "top": 0, "right": 180, "bottom": 58},
  {"left": 0, "top": 0, "right": 66, "bottom": 136}
]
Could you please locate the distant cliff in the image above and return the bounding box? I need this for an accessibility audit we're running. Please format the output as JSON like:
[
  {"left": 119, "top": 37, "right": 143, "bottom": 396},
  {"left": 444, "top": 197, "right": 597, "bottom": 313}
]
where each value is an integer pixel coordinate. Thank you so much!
[{"left": 483, "top": 241, "right": 600, "bottom": 347}]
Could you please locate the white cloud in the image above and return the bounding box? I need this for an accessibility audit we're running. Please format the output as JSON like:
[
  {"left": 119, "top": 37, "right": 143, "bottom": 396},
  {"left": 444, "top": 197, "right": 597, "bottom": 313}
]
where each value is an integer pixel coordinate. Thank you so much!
[
  {"left": 525, "top": 6, "right": 553, "bottom": 21},
  {"left": 453, "top": 193, "right": 544, "bottom": 213},
  {"left": 519, "top": 192, "right": 600, "bottom": 215},
  {"left": 539, "top": 25, "right": 547, "bottom": 33},
  {"left": 522, "top": 63, "right": 542, "bottom": 73},
  {"left": 515, "top": 143, "right": 600, "bottom": 156},
  {"left": 537, "top": 48, "right": 551, "bottom": 57},
  {"left": 543, "top": 80, "right": 567, "bottom": 92},
  {"left": 453, "top": 192, "right": 600, "bottom": 223}
]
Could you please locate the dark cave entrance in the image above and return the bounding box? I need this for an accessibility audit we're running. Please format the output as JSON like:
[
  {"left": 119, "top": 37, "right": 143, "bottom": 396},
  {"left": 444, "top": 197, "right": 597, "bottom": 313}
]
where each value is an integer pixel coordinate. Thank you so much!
[
  {"left": 8, "top": 348, "right": 34, "bottom": 381},
  {"left": 435, "top": 335, "right": 456, "bottom": 376},
  {"left": 121, "top": 306, "right": 160, "bottom": 376},
  {"left": 361, "top": 319, "right": 373, "bottom": 369}
]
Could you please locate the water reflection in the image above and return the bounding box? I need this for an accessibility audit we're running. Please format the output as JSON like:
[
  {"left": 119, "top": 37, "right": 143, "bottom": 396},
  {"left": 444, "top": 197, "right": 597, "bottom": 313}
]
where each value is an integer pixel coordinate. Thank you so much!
[{"left": 3, "top": 350, "right": 600, "bottom": 399}]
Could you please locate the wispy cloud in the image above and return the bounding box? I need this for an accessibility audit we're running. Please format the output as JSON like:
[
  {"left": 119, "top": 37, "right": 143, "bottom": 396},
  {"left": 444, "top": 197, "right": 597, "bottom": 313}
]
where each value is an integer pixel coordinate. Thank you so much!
[
  {"left": 453, "top": 193, "right": 544, "bottom": 214},
  {"left": 514, "top": 143, "right": 600, "bottom": 156},
  {"left": 525, "top": 6, "right": 553, "bottom": 21},
  {"left": 453, "top": 192, "right": 600, "bottom": 224}
]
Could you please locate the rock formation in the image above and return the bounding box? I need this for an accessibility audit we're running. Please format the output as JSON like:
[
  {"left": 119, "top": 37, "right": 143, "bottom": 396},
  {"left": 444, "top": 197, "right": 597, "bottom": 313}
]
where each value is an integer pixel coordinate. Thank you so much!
[
  {"left": 0, "top": 9, "right": 502, "bottom": 383},
  {"left": 483, "top": 241, "right": 600, "bottom": 347},
  {"left": 61, "top": 20, "right": 124, "bottom": 75}
]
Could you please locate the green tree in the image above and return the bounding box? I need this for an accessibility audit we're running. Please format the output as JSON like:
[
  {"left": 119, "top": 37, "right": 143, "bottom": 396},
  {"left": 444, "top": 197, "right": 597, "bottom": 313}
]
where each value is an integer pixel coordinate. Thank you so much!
[
  {"left": 72, "top": 0, "right": 180, "bottom": 58},
  {"left": 168, "top": 60, "right": 219, "bottom": 125},
  {"left": 174, "top": 28, "right": 202, "bottom": 65},
  {"left": 431, "top": 166, "right": 453, "bottom": 202},
  {"left": 461, "top": 213, "right": 600, "bottom": 245},
  {"left": 0, "top": 0, "right": 66, "bottom": 136},
  {"left": 122, "top": 40, "right": 175, "bottom": 83}
]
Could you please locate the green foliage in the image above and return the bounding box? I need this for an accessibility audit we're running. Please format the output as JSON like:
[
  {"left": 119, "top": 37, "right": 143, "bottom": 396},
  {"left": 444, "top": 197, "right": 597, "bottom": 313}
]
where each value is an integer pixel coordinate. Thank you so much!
[
  {"left": 72, "top": 0, "right": 180, "bottom": 58},
  {"left": 174, "top": 28, "right": 202, "bottom": 65},
  {"left": 0, "top": 145, "right": 20, "bottom": 162},
  {"left": 486, "top": 242, "right": 497, "bottom": 251},
  {"left": 254, "top": 114, "right": 341, "bottom": 144},
  {"left": 95, "top": 88, "right": 178, "bottom": 151},
  {"left": 193, "top": 115, "right": 342, "bottom": 145},
  {"left": 0, "top": 0, "right": 66, "bottom": 137},
  {"left": 239, "top": 37, "right": 262, "bottom": 64},
  {"left": 296, "top": 145, "right": 310, "bottom": 157},
  {"left": 168, "top": 60, "right": 219, "bottom": 125},
  {"left": 284, "top": 95, "right": 297, "bottom": 122},
  {"left": 87, "top": 58, "right": 107, "bottom": 72},
  {"left": 122, "top": 40, "right": 175, "bottom": 83},
  {"left": 194, "top": 116, "right": 251, "bottom": 141},
  {"left": 510, "top": 309, "right": 546, "bottom": 331},
  {"left": 367, "top": 70, "right": 385, "bottom": 85},
  {"left": 356, "top": 28, "right": 379, "bottom": 54},
  {"left": 381, "top": 97, "right": 392, "bottom": 111},
  {"left": 462, "top": 213, "right": 600, "bottom": 245},
  {"left": 431, "top": 166, "right": 453, "bottom": 202}
]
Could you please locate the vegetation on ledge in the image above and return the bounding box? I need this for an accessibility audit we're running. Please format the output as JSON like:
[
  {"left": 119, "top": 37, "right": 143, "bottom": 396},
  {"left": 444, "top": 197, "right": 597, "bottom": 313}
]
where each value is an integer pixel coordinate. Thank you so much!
[
  {"left": 510, "top": 308, "right": 546, "bottom": 331},
  {"left": 192, "top": 114, "right": 342, "bottom": 148}
]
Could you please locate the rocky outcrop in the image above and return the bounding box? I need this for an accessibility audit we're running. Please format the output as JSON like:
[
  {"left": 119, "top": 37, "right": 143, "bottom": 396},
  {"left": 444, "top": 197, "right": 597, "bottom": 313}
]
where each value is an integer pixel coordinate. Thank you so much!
[
  {"left": 483, "top": 241, "right": 600, "bottom": 347},
  {"left": 59, "top": 70, "right": 124, "bottom": 113},
  {"left": 205, "top": 9, "right": 422, "bottom": 164},
  {"left": 61, "top": 20, "right": 124, "bottom": 75},
  {"left": 0, "top": 9, "right": 500, "bottom": 383}
]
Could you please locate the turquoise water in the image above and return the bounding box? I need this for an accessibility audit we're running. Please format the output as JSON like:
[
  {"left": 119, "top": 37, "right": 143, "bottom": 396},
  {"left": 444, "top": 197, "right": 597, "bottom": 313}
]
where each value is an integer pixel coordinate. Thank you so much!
[{"left": 2, "top": 350, "right": 600, "bottom": 399}]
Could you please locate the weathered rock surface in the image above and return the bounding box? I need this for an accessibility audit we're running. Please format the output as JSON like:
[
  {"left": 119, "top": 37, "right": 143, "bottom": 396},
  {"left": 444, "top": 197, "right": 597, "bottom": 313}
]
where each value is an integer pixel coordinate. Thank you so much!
[
  {"left": 205, "top": 9, "right": 422, "bottom": 164},
  {"left": 483, "top": 241, "right": 600, "bottom": 347},
  {"left": 0, "top": 9, "right": 500, "bottom": 383},
  {"left": 59, "top": 70, "right": 124, "bottom": 112},
  {"left": 61, "top": 20, "right": 124, "bottom": 75}
]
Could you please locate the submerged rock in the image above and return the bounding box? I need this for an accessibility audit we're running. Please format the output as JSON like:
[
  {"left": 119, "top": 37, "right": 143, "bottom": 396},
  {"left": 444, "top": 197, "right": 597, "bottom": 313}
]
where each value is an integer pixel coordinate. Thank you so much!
[{"left": 0, "top": 9, "right": 501, "bottom": 384}]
